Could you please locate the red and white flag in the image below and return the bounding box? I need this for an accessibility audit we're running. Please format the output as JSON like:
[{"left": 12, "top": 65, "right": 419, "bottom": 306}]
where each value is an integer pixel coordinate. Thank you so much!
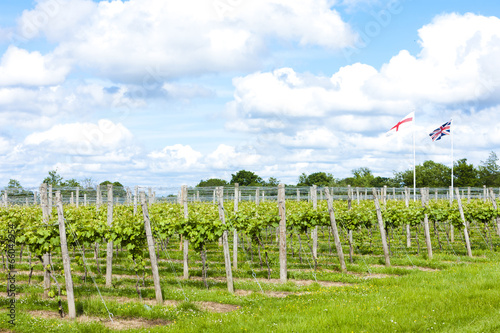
[{"left": 387, "top": 112, "right": 414, "bottom": 135}]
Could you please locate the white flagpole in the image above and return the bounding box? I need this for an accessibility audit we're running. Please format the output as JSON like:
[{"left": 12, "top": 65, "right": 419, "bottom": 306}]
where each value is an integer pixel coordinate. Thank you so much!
[
  {"left": 451, "top": 118, "right": 454, "bottom": 190},
  {"left": 413, "top": 110, "right": 416, "bottom": 201}
]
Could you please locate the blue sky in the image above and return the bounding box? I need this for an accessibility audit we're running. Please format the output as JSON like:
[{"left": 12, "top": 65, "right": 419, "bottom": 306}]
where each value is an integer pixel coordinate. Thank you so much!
[{"left": 1, "top": 0, "right": 500, "bottom": 188}]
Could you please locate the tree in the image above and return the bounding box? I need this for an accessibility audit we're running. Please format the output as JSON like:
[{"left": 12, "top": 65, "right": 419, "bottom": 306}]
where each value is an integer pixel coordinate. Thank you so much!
[
  {"left": 61, "top": 178, "right": 81, "bottom": 187},
  {"left": 394, "top": 160, "right": 451, "bottom": 187},
  {"left": 196, "top": 178, "right": 228, "bottom": 187},
  {"left": 453, "top": 159, "right": 479, "bottom": 187},
  {"left": 2, "top": 179, "right": 33, "bottom": 200},
  {"left": 265, "top": 177, "right": 280, "bottom": 187},
  {"left": 43, "top": 169, "right": 64, "bottom": 186},
  {"left": 7, "top": 179, "right": 22, "bottom": 190},
  {"left": 478, "top": 151, "right": 500, "bottom": 186},
  {"left": 297, "top": 172, "right": 335, "bottom": 186},
  {"left": 230, "top": 170, "right": 264, "bottom": 186},
  {"left": 81, "top": 177, "right": 96, "bottom": 189},
  {"left": 100, "top": 181, "right": 126, "bottom": 197},
  {"left": 351, "top": 167, "right": 375, "bottom": 187}
]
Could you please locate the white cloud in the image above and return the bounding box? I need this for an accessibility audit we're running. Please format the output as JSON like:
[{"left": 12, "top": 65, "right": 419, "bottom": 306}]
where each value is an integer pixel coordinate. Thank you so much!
[
  {"left": 16, "top": 0, "right": 356, "bottom": 82},
  {"left": 162, "top": 83, "right": 214, "bottom": 99},
  {"left": 205, "top": 144, "right": 263, "bottom": 169},
  {"left": 24, "top": 119, "right": 134, "bottom": 155},
  {"left": 17, "top": 0, "right": 96, "bottom": 42},
  {"left": 0, "top": 46, "right": 70, "bottom": 86},
  {"left": 148, "top": 144, "right": 203, "bottom": 171},
  {"left": 230, "top": 13, "right": 500, "bottom": 123}
]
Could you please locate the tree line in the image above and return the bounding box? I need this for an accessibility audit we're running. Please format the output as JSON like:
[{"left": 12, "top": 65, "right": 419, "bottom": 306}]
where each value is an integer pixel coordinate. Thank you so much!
[
  {"left": 1, "top": 169, "right": 126, "bottom": 199},
  {"left": 2, "top": 152, "right": 499, "bottom": 200},
  {"left": 196, "top": 152, "right": 500, "bottom": 188}
]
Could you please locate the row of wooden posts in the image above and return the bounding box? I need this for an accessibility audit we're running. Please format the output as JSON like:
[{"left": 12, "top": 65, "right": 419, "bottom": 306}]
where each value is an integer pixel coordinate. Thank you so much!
[
  {"left": 21, "top": 183, "right": 499, "bottom": 319},
  {"left": 2, "top": 184, "right": 499, "bottom": 207}
]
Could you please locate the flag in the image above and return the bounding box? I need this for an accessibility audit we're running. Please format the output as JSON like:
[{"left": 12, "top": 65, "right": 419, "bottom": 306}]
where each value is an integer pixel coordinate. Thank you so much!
[
  {"left": 429, "top": 120, "right": 451, "bottom": 141},
  {"left": 387, "top": 112, "right": 414, "bottom": 135}
]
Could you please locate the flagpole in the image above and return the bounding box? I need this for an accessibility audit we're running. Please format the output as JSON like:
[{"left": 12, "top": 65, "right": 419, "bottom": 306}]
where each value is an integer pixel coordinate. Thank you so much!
[
  {"left": 413, "top": 110, "right": 416, "bottom": 201},
  {"left": 451, "top": 118, "right": 454, "bottom": 191}
]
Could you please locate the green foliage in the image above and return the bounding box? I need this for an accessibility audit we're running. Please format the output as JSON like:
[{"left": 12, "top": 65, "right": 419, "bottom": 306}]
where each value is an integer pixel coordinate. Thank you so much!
[
  {"left": 43, "top": 169, "right": 64, "bottom": 186},
  {"left": 297, "top": 172, "right": 335, "bottom": 186},
  {"left": 478, "top": 151, "right": 500, "bottom": 186},
  {"left": 454, "top": 158, "right": 479, "bottom": 187},
  {"left": 196, "top": 178, "right": 228, "bottom": 187},
  {"left": 394, "top": 160, "right": 451, "bottom": 187},
  {"left": 229, "top": 170, "right": 264, "bottom": 186}
]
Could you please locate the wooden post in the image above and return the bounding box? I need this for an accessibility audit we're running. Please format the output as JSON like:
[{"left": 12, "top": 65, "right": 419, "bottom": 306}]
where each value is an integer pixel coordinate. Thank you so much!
[
  {"left": 421, "top": 189, "right": 433, "bottom": 260},
  {"left": 255, "top": 188, "right": 260, "bottom": 205},
  {"left": 40, "top": 184, "right": 51, "bottom": 298},
  {"left": 233, "top": 184, "right": 239, "bottom": 270},
  {"left": 126, "top": 187, "right": 132, "bottom": 205},
  {"left": 311, "top": 185, "right": 318, "bottom": 260},
  {"left": 347, "top": 185, "right": 353, "bottom": 263},
  {"left": 392, "top": 187, "right": 396, "bottom": 200},
  {"left": 48, "top": 185, "right": 53, "bottom": 214},
  {"left": 76, "top": 187, "right": 79, "bottom": 208},
  {"left": 483, "top": 185, "right": 487, "bottom": 203},
  {"left": 84, "top": 193, "right": 87, "bottom": 206},
  {"left": 133, "top": 186, "right": 138, "bottom": 215},
  {"left": 70, "top": 192, "right": 74, "bottom": 205},
  {"left": 324, "top": 188, "right": 347, "bottom": 272},
  {"left": 383, "top": 185, "right": 387, "bottom": 205},
  {"left": 296, "top": 188, "right": 300, "bottom": 201},
  {"left": 455, "top": 187, "right": 472, "bottom": 257},
  {"left": 373, "top": 188, "right": 390, "bottom": 266},
  {"left": 278, "top": 184, "right": 287, "bottom": 283},
  {"left": 148, "top": 187, "right": 153, "bottom": 205},
  {"left": 55, "top": 191, "right": 76, "bottom": 319},
  {"left": 105, "top": 184, "right": 114, "bottom": 288},
  {"left": 96, "top": 184, "right": 101, "bottom": 209},
  {"left": 216, "top": 187, "right": 234, "bottom": 292},
  {"left": 140, "top": 192, "right": 163, "bottom": 304},
  {"left": 356, "top": 187, "right": 360, "bottom": 204},
  {"left": 404, "top": 187, "right": 411, "bottom": 247},
  {"left": 182, "top": 185, "right": 189, "bottom": 279},
  {"left": 488, "top": 188, "right": 500, "bottom": 237}
]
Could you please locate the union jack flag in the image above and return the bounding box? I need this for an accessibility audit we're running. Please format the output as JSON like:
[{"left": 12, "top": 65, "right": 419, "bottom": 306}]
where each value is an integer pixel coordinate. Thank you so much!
[{"left": 429, "top": 120, "right": 452, "bottom": 141}]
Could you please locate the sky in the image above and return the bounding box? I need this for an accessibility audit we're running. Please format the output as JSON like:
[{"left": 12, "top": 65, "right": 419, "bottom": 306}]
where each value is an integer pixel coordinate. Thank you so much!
[{"left": 1, "top": 0, "right": 500, "bottom": 189}]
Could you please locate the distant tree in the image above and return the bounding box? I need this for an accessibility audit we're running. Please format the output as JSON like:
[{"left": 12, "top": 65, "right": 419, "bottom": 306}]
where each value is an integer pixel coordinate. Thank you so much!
[
  {"left": 372, "top": 176, "right": 398, "bottom": 188},
  {"left": 230, "top": 170, "right": 264, "bottom": 186},
  {"left": 297, "top": 172, "right": 335, "bottom": 186},
  {"left": 454, "top": 159, "right": 479, "bottom": 187},
  {"left": 81, "top": 177, "right": 96, "bottom": 189},
  {"left": 196, "top": 178, "right": 228, "bottom": 187},
  {"left": 394, "top": 160, "right": 451, "bottom": 187},
  {"left": 350, "top": 167, "right": 375, "bottom": 187},
  {"left": 99, "top": 181, "right": 126, "bottom": 197},
  {"left": 43, "top": 169, "right": 64, "bottom": 186},
  {"left": 265, "top": 177, "right": 280, "bottom": 187},
  {"left": 61, "top": 178, "right": 81, "bottom": 187},
  {"left": 2, "top": 179, "right": 33, "bottom": 200},
  {"left": 7, "top": 179, "right": 22, "bottom": 190},
  {"left": 478, "top": 151, "right": 500, "bottom": 186}
]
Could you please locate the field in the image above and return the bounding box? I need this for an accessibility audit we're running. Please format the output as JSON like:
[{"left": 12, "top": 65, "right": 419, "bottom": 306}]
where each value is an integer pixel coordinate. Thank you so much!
[{"left": 1, "top": 186, "right": 500, "bottom": 332}]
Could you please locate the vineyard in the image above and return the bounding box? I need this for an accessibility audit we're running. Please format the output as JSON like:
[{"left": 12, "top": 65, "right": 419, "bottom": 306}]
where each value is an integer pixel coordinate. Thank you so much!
[{"left": 1, "top": 184, "right": 500, "bottom": 332}]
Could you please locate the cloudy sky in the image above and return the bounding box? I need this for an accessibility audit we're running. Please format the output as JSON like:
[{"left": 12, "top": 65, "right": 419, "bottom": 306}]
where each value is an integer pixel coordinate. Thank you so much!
[{"left": 1, "top": 0, "right": 500, "bottom": 188}]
